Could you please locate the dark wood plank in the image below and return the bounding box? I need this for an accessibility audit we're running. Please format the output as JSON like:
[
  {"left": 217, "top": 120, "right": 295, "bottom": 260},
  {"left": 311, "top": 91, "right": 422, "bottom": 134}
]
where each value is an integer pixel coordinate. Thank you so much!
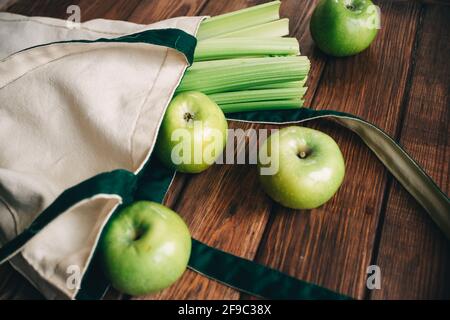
[
  {"left": 253, "top": 0, "right": 422, "bottom": 299},
  {"left": 123, "top": 0, "right": 212, "bottom": 221},
  {"left": 371, "top": 4, "right": 450, "bottom": 300},
  {"left": 124, "top": 0, "right": 212, "bottom": 216}
]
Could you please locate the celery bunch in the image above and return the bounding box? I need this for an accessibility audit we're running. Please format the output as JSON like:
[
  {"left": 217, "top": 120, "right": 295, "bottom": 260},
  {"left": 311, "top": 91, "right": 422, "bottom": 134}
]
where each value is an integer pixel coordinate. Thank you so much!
[{"left": 178, "top": 1, "right": 310, "bottom": 113}]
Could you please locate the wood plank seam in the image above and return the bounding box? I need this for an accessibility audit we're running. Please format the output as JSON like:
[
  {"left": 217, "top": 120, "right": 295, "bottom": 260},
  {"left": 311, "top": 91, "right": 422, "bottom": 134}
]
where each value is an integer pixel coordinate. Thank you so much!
[{"left": 363, "top": 2, "right": 427, "bottom": 300}]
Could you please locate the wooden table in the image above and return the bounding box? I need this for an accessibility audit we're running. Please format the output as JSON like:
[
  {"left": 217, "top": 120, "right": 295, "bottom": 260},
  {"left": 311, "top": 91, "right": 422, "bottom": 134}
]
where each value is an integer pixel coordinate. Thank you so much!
[{"left": 0, "top": 0, "right": 448, "bottom": 300}]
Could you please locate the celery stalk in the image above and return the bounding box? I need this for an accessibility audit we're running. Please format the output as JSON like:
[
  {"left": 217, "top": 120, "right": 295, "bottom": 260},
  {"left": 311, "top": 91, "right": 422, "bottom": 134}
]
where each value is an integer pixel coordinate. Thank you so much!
[
  {"left": 209, "top": 87, "right": 307, "bottom": 105},
  {"left": 214, "top": 19, "right": 290, "bottom": 39},
  {"left": 194, "top": 37, "right": 300, "bottom": 62},
  {"left": 197, "top": 1, "right": 281, "bottom": 40},
  {"left": 177, "top": 57, "right": 310, "bottom": 94},
  {"left": 218, "top": 99, "right": 304, "bottom": 113}
]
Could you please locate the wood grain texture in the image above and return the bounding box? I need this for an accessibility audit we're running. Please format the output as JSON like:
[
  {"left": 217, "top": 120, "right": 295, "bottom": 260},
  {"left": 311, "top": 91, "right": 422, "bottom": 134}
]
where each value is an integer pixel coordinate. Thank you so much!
[
  {"left": 371, "top": 5, "right": 450, "bottom": 299},
  {"left": 253, "top": 0, "right": 422, "bottom": 299},
  {"left": 6, "top": 0, "right": 80, "bottom": 17},
  {"left": 134, "top": 0, "right": 325, "bottom": 300}
]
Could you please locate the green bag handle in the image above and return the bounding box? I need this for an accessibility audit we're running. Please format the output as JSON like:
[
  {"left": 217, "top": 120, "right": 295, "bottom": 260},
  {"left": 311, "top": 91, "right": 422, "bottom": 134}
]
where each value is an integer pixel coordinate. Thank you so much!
[{"left": 1, "top": 109, "right": 448, "bottom": 300}]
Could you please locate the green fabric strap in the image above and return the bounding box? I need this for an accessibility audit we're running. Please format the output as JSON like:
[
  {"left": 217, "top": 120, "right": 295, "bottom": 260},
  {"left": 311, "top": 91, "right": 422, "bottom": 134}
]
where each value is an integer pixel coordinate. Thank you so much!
[{"left": 1, "top": 107, "right": 448, "bottom": 300}]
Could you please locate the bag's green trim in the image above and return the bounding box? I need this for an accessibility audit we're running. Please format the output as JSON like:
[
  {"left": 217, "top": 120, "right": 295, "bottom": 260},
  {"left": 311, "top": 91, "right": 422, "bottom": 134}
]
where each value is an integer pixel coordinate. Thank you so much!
[
  {"left": 17, "top": 28, "right": 197, "bottom": 65},
  {"left": 227, "top": 109, "right": 450, "bottom": 239}
]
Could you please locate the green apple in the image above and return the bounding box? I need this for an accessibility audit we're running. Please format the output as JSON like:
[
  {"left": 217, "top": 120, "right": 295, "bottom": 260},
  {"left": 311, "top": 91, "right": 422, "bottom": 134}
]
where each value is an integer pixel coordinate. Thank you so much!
[
  {"left": 258, "top": 126, "right": 345, "bottom": 209},
  {"left": 155, "top": 91, "right": 228, "bottom": 173},
  {"left": 310, "top": 0, "right": 380, "bottom": 57},
  {"left": 100, "top": 201, "right": 191, "bottom": 296}
]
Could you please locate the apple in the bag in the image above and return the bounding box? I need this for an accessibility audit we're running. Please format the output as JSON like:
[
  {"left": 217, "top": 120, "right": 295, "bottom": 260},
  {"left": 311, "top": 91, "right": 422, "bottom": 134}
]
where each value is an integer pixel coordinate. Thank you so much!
[
  {"left": 100, "top": 201, "right": 191, "bottom": 296},
  {"left": 310, "top": 0, "right": 380, "bottom": 57},
  {"left": 155, "top": 91, "right": 228, "bottom": 173},
  {"left": 258, "top": 126, "right": 345, "bottom": 210}
]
